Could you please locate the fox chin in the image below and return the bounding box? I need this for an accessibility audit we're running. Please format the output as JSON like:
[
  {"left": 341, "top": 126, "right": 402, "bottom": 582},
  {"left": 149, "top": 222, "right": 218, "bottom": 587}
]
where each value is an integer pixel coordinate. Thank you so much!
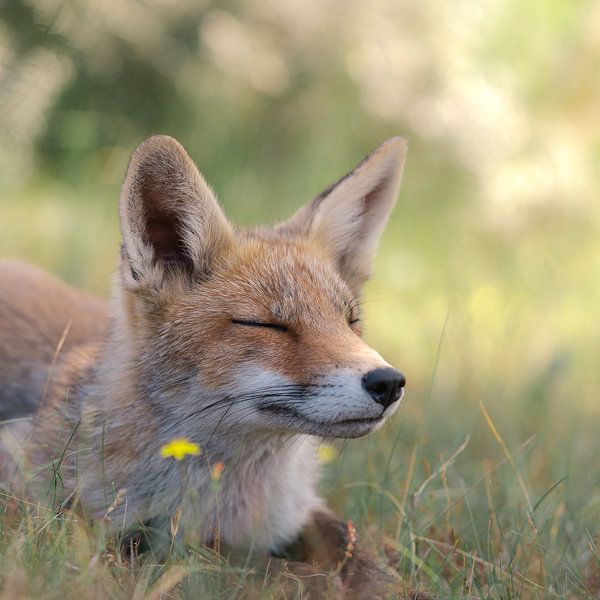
[{"left": 0, "top": 134, "right": 408, "bottom": 584}]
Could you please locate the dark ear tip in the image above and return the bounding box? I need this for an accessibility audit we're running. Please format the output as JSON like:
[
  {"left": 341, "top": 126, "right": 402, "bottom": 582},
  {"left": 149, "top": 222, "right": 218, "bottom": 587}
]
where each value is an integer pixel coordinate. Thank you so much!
[
  {"left": 136, "top": 134, "right": 183, "bottom": 151},
  {"left": 378, "top": 136, "right": 408, "bottom": 159},
  {"left": 120, "top": 134, "right": 197, "bottom": 238},
  {"left": 348, "top": 136, "right": 407, "bottom": 182},
  {"left": 129, "top": 135, "right": 189, "bottom": 167}
]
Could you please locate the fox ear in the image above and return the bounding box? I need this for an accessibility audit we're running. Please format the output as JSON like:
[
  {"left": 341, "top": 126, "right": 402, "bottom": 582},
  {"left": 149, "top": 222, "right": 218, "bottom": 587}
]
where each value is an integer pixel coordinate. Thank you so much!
[
  {"left": 283, "top": 137, "right": 407, "bottom": 293},
  {"left": 119, "top": 135, "right": 232, "bottom": 288}
]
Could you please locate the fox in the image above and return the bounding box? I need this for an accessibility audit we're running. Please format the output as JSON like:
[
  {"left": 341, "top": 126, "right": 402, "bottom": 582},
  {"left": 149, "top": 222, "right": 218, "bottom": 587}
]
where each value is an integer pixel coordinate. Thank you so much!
[{"left": 0, "top": 135, "right": 410, "bottom": 597}]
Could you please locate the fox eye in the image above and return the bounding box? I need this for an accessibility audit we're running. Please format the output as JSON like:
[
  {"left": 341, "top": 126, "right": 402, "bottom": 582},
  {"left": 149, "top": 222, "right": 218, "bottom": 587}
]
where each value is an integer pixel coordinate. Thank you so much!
[
  {"left": 344, "top": 298, "right": 361, "bottom": 327},
  {"left": 348, "top": 317, "right": 361, "bottom": 330},
  {"left": 231, "top": 319, "right": 289, "bottom": 333}
]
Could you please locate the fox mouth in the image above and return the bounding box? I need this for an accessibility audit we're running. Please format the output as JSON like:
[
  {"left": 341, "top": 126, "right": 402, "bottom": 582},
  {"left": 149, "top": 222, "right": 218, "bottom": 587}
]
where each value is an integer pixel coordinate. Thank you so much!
[
  {"left": 321, "top": 416, "right": 385, "bottom": 438},
  {"left": 257, "top": 404, "right": 385, "bottom": 438},
  {"left": 328, "top": 415, "right": 383, "bottom": 427}
]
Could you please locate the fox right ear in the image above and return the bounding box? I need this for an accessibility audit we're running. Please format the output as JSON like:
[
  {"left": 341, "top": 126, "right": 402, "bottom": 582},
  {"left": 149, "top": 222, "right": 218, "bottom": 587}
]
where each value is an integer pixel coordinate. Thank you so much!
[
  {"left": 279, "top": 137, "right": 407, "bottom": 294},
  {"left": 119, "top": 135, "right": 232, "bottom": 288}
]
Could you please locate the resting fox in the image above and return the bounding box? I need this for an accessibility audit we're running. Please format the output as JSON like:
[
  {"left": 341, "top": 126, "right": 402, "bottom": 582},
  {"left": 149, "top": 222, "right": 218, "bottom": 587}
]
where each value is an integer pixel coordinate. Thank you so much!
[{"left": 0, "top": 135, "right": 408, "bottom": 596}]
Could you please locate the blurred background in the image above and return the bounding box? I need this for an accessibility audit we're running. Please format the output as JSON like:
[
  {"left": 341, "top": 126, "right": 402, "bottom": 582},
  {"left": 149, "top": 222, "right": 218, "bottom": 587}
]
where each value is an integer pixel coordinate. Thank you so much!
[{"left": 1, "top": 0, "right": 600, "bottom": 592}]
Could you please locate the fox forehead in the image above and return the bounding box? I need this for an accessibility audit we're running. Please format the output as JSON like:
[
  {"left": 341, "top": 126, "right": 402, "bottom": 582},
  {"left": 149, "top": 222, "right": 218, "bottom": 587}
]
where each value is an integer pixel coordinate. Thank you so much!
[{"left": 196, "top": 235, "right": 357, "bottom": 325}]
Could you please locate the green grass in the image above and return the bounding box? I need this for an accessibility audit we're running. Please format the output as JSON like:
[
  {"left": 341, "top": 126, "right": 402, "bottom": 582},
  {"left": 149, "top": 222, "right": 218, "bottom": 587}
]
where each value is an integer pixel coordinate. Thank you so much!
[{"left": 1, "top": 178, "right": 599, "bottom": 599}]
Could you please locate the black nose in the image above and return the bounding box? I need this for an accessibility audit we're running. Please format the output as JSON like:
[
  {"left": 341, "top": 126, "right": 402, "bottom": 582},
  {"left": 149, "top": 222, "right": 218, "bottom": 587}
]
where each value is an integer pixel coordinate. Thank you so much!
[{"left": 362, "top": 368, "right": 405, "bottom": 409}]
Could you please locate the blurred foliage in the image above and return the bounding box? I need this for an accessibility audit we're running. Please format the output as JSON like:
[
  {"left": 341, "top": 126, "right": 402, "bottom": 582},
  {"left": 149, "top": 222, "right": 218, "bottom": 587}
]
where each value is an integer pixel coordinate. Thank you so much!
[{"left": 1, "top": 0, "right": 600, "bottom": 597}]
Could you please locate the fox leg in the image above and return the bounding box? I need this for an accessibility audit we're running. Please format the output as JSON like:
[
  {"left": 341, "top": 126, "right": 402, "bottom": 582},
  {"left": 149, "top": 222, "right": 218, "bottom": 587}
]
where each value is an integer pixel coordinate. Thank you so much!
[{"left": 278, "top": 510, "right": 430, "bottom": 599}]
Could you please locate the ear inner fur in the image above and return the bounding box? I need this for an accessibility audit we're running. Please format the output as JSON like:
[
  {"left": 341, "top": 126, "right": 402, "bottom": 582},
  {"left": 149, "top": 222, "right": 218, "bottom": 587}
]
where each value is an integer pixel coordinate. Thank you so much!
[
  {"left": 119, "top": 135, "right": 233, "bottom": 287},
  {"left": 278, "top": 137, "right": 407, "bottom": 293}
]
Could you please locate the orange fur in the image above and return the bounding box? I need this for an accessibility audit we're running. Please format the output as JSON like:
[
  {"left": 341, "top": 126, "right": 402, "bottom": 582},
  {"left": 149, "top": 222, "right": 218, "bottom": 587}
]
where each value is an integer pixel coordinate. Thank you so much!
[{"left": 0, "top": 260, "right": 107, "bottom": 420}]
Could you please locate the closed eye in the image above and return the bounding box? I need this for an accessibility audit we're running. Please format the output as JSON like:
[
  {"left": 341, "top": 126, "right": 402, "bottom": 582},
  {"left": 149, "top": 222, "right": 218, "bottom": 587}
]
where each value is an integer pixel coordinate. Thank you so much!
[{"left": 231, "top": 319, "right": 289, "bottom": 333}]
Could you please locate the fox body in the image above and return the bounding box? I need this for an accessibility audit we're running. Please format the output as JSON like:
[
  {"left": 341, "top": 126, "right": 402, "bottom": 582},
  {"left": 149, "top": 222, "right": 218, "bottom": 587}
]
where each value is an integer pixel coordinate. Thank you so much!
[{"left": 0, "top": 136, "right": 407, "bottom": 569}]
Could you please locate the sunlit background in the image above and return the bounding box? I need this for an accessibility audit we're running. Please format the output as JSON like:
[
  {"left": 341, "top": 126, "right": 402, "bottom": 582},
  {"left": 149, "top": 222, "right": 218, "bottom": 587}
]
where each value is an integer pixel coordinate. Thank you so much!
[{"left": 2, "top": 0, "right": 600, "bottom": 596}]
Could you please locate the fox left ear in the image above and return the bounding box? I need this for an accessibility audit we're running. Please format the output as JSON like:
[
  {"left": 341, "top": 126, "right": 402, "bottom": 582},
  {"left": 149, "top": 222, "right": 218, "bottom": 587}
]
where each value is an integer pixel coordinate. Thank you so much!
[
  {"left": 281, "top": 137, "right": 407, "bottom": 293},
  {"left": 119, "top": 135, "right": 233, "bottom": 289}
]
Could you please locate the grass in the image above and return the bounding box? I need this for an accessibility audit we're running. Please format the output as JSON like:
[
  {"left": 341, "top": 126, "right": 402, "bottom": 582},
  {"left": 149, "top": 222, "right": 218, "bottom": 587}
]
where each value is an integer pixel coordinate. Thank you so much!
[{"left": 1, "top": 178, "right": 599, "bottom": 599}]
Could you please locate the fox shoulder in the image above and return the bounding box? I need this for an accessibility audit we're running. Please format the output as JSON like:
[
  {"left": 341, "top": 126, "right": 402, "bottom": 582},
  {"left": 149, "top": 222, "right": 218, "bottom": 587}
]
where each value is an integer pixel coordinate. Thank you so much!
[{"left": 0, "top": 259, "right": 108, "bottom": 420}]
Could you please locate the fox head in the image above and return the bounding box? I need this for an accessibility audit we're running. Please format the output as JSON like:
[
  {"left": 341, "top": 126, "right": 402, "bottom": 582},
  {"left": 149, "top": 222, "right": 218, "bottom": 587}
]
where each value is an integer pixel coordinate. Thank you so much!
[{"left": 118, "top": 135, "right": 407, "bottom": 439}]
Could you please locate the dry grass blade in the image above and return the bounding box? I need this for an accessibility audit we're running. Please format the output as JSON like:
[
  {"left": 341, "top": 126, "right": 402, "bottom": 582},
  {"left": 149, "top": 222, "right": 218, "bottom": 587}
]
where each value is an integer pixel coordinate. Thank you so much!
[
  {"left": 416, "top": 535, "right": 558, "bottom": 596},
  {"left": 412, "top": 435, "right": 470, "bottom": 508},
  {"left": 146, "top": 566, "right": 188, "bottom": 600},
  {"left": 479, "top": 400, "right": 537, "bottom": 533},
  {"left": 41, "top": 319, "right": 72, "bottom": 404}
]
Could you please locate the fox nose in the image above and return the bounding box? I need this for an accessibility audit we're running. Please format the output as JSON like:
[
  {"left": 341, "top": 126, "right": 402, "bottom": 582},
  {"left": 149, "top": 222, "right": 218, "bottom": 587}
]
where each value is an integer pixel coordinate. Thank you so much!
[{"left": 362, "top": 367, "right": 406, "bottom": 409}]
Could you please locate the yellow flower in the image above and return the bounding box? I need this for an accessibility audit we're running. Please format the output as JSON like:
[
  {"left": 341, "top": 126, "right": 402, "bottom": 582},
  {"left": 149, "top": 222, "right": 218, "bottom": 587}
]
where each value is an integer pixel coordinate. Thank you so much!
[
  {"left": 160, "top": 438, "right": 201, "bottom": 461},
  {"left": 211, "top": 461, "right": 225, "bottom": 481},
  {"left": 317, "top": 443, "right": 337, "bottom": 464}
]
